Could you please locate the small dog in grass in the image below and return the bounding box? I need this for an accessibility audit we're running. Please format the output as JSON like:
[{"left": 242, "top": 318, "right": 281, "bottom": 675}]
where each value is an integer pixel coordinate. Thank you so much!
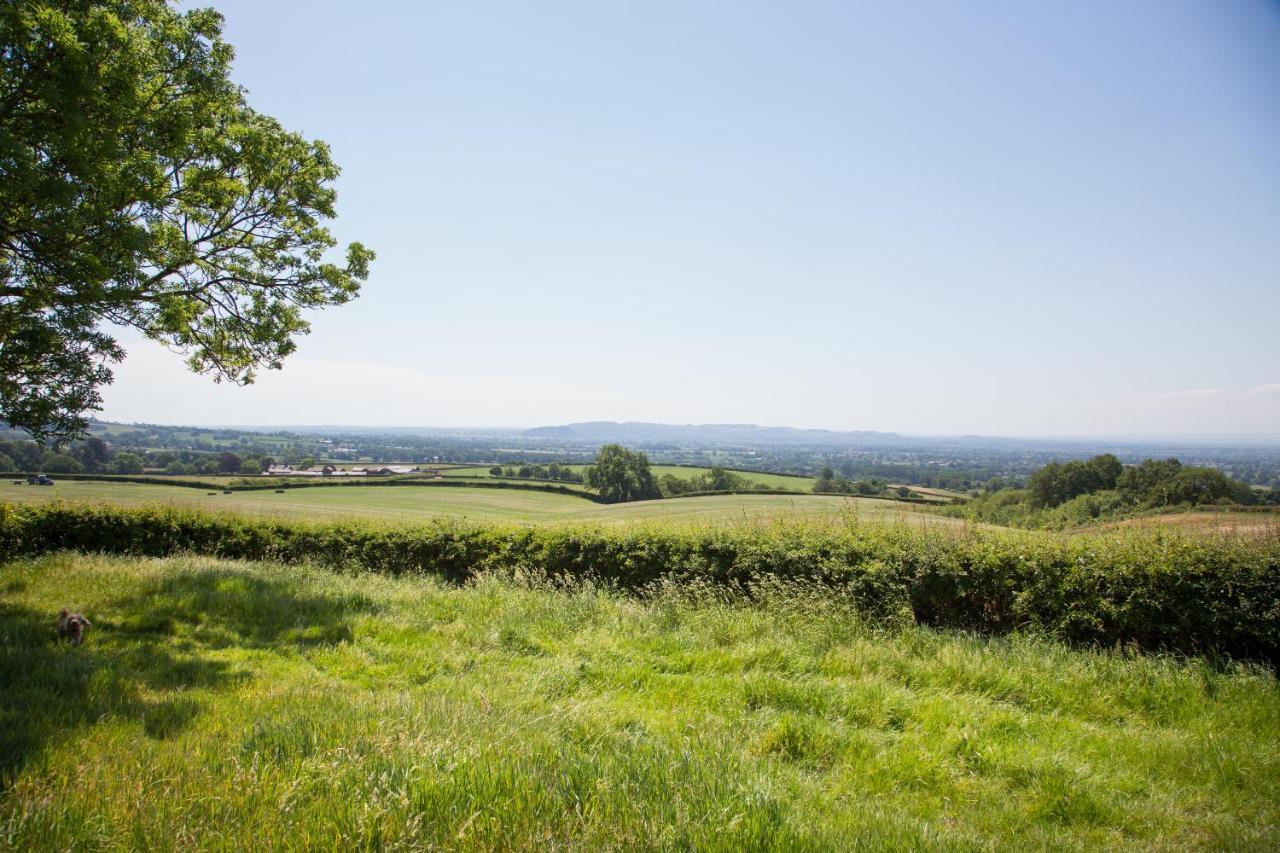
[{"left": 56, "top": 609, "right": 91, "bottom": 645}]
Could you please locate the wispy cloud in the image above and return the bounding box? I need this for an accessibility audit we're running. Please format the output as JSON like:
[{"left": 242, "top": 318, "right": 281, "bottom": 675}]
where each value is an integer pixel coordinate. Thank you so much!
[
  {"left": 1159, "top": 388, "right": 1222, "bottom": 399},
  {"left": 1245, "top": 383, "right": 1280, "bottom": 397}
]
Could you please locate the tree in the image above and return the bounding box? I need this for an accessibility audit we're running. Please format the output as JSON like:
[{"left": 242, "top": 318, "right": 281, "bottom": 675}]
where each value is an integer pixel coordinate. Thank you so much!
[
  {"left": 1117, "top": 459, "right": 1183, "bottom": 502},
  {"left": 108, "top": 451, "right": 145, "bottom": 474},
  {"left": 216, "top": 451, "right": 241, "bottom": 473},
  {"left": 84, "top": 436, "right": 109, "bottom": 465},
  {"left": 40, "top": 450, "right": 83, "bottom": 473},
  {"left": 3, "top": 440, "right": 42, "bottom": 470},
  {"left": 0, "top": 1, "right": 373, "bottom": 439},
  {"left": 582, "top": 444, "right": 660, "bottom": 503},
  {"left": 705, "top": 466, "right": 739, "bottom": 492},
  {"left": 1029, "top": 454, "right": 1123, "bottom": 508}
]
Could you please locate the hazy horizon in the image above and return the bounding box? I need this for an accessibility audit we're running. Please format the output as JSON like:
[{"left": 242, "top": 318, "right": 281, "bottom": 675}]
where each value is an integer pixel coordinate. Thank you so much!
[
  {"left": 85, "top": 413, "right": 1280, "bottom": 446},
  {"left": 100, "top": 1, "right": 1280, "bottom": 435}
]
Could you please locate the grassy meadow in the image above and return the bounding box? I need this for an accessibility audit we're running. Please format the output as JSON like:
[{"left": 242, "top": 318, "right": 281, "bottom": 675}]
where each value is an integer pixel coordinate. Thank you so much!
[
  {"left": 2, "top": 552, "right": 1277, "bottom": 850},
  {"left": 0, "top": 480, "right": 957, "bottom": 528}
]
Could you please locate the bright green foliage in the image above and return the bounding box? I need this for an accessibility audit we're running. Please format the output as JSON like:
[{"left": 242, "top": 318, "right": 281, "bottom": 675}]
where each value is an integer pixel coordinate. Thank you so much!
[
  {"left": 0, "top": 1, "right": 372, "bottom": 439},
  {"left": 36, "top": 451, "right": 80, "bottom": 473},
  {"left": 582, "top": 444, "right": 661, "bottom": 502},
  {"left": 958, "top": 455, "right": 1261, "bottom": 527},
  {"left": 1118, "top": 458, "right": 1257, "bottom": 507},
  {"left": 1, "top": 553, "right": 1277, "bottom": 848},
  {"left": 1028, "top": 455, "right": 1123, "bottom": 509},
  {"left": 106, "top": 451, "right": 144, "bottom": 474}
]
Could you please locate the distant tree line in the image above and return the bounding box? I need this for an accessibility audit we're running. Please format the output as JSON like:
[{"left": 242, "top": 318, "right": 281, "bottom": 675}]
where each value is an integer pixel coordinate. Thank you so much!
[
  {"left": 488, "top": 464, "right": 583, "bottom": 483},
  {"left": 657, "top": 466, "right": 775, "bottom": 497},
  {"left": 1028, "top": 454, "right": 1260, "bottom": 509},
  {"left": 810, "top": 468, "right": 908, "bottom": 498},
  {"left": 0, "top": 437, "right": 276, "bottom": 477}
]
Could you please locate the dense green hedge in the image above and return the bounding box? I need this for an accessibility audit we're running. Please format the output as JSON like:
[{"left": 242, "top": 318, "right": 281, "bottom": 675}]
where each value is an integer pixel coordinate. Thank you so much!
[
  {"left": 14, "top": 472, "right": 606, "bottom": 501},
  {"left": 2, "top": 503, "right": 1276, "bottom": 666},
  {"left": 12, "top": 473, "right": 225, "bottom": 490}
]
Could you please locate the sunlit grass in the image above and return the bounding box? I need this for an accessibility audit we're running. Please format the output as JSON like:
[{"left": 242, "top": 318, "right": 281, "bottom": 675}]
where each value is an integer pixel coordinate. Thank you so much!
[
  {"left": 0, "top": 480, "right": 959, "bottom": 528},
  {"left": 1, "top": 553, "right": 1277, "bottom": 849}
]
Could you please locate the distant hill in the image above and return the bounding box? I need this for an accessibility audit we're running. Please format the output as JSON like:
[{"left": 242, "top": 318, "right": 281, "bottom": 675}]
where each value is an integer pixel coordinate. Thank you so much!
[
  {"left": 520, "top": 422, "right": 1280, "bottom": 453},
  {"left": 522, "top": 421, "right": 905, "bottom": 447}
]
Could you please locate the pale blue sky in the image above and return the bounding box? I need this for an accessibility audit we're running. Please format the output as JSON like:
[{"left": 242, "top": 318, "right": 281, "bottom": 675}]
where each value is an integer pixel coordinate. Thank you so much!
[{"left": 103, "top": 1, "right": 1280, "bottom": 436}]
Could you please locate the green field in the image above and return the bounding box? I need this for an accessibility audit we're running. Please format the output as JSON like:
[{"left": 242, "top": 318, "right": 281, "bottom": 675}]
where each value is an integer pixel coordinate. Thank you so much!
[
  {"left": 0, "top": 480, "right": 958, "bottom": 527},
  {"left": 646, "top": 465, "right": 818, "bottom": 490},
  {"left": 440, "top": 464, "right": 820, "bottom": 491},
  {"left": 2, "top": 552, "right": 1275, "bottom": 849},
  {"left": 436, "top": 467, "right": 593, "bottom": 492}
]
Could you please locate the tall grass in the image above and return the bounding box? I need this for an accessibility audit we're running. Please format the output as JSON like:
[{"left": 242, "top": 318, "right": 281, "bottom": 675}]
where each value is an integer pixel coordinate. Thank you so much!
[{"left": 1, "top": 553, "right": 1277, "bottom": 849}]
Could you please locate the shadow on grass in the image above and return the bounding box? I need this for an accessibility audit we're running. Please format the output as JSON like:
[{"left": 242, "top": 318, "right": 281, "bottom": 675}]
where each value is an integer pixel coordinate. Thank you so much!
[
  {"left": 107, "top": 569, "right": 380, "bottom": 649},
  {"left": 0, "top": 567, "right": 378, "bottom": 789}
]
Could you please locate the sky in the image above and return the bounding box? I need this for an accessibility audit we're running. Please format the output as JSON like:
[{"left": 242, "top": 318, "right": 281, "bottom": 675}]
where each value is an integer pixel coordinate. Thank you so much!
[{"left": 100, "top": 0, "right": 1280, "bottom": 436}]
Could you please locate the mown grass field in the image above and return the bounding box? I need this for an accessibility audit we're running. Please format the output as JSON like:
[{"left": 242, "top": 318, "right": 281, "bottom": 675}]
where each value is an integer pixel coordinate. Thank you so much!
[
  {"left": 642, "top": 465, "right": 818, "bottom": 491},
  {"left": 1, "top": 553, "right": 1275, "bottom": 849},
  {"left": 0, "top": 480, "right": 959, "bottom": 528},
  {"left": 440, "top": 464, "right": 820, "bottom": 492},
  {"left": 435, "top": 467, "right": 593, "bottom": 492}
]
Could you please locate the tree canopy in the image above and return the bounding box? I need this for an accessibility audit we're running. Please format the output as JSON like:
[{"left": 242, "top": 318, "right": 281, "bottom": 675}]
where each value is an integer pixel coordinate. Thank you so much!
[
  {"left": 1027, "top": 454, "right": 1122, "bottom": 508},
  {"left": 0, "top": 0, "right": 372, "bottom": 439},
  {"left": 582, "top": 444, "right": 660, "bottom": 503}
]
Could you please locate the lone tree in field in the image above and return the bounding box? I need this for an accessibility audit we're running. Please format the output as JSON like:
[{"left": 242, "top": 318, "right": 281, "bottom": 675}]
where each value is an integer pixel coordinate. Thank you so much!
[
  {"left": 0, "top": 1, "right": 373, "bottom": 439},
  {"left": 582, "top": 444, "right": 660, "bottom": 503}
]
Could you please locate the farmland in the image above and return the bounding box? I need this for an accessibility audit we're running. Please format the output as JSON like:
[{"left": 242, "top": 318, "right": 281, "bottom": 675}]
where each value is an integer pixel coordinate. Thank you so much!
[
  {"left": 2, "top": 552, "right": 1276, "bottom": 849},
  {"left": 0, "top": 480, "right": 957, "bottom": 527},
  {"left": 438, "top": 463, "right": 820, "bottom": 492},
  {"left": 1097, "top": 509, "right": 1280, "bottom": 536}
]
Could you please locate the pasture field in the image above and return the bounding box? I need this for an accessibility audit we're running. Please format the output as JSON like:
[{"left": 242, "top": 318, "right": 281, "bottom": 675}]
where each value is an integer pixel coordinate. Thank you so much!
[
  {"left": 1, "top": 552, "right": 1276, "bottom": 849},
  {"left": 0, "top": 480, "right": 957, "bottom": 527}
]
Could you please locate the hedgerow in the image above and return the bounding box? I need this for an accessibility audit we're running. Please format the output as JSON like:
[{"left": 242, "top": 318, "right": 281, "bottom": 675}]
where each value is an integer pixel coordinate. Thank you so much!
[
  {"left": 1, "top": 503, "right": 1276, "bottom": 665},
  {"left": 14, "top": 472, "right": 606, "bottom": 500}
]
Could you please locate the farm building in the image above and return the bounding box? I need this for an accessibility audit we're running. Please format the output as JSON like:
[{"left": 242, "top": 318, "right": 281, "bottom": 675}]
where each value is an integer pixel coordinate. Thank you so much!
[{"left": 360, "top": 465, "right": 419, "bottom": 476}]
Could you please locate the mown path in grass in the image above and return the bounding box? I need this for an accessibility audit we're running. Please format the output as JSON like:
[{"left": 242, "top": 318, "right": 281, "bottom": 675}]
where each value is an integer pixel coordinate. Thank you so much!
[
  {"left": 1, "top": 554, "right": 1276, "bottom": 849},
  {"left": 0, "top": 480, "right": 962, "bottom": 528}
]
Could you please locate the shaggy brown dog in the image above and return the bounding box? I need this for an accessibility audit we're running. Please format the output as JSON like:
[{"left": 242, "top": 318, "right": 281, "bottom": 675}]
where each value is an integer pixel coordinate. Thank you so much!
[{"left": 56, "top": 609, "right": 91, "bottom": 645}]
